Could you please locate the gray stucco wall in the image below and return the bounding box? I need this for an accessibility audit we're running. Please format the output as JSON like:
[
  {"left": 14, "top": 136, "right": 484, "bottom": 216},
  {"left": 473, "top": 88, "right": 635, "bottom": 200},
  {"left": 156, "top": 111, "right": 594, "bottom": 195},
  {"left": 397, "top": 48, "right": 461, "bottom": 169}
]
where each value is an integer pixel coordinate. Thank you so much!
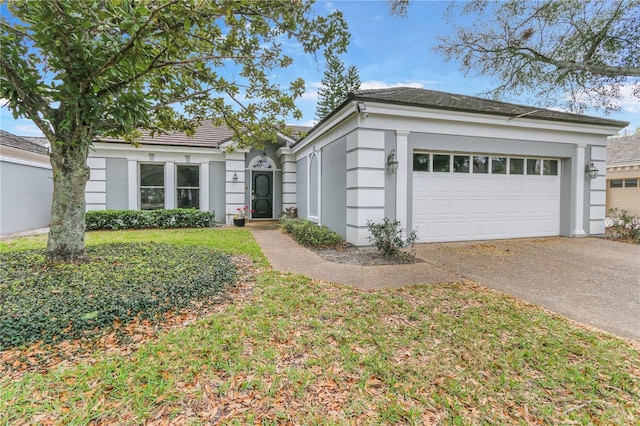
[
  {"left": 106, "top": 158, "right": 128, "bottom": 209},
  {"left": 209, "top": 161, "right": 226, "bottom": 220},
  {"left": 1, "top": 161, "right": 53, "bottom": 235},
  {"left": 407, "top": 132, "right": 577, "bottom": 235},
  {"left": 321, "top": 137, "right": 347, "bottom": 238},
  {"left": 297, "top": 156, "right": 308, "bottom": 218}
]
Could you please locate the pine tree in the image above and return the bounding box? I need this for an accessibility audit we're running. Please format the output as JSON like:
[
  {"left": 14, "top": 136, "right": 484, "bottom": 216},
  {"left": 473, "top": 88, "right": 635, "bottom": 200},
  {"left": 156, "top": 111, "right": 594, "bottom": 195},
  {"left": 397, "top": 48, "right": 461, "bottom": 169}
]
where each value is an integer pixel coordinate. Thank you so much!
[{"left": 316, "top": 55, "right": 361, "bottom": 120}]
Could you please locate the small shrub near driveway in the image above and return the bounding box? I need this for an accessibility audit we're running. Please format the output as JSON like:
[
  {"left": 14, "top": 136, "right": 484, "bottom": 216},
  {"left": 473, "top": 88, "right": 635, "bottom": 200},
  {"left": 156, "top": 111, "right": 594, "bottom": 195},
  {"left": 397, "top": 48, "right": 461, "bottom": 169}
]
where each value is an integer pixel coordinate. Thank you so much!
[
  {"left": 0, "top": 243, "right": 236, "bottom": 349},
  {"left": 85, "top": 208, "right": 216, "bottom": 231},
  {"left": 367, "top": 218, "right": 417, "bottom": 256},
  {"left": 607, "top": 208, "right": 640, "bottom": 243},
  {"left": 280, "top": 217, "right": 342, "bottom": 247}
]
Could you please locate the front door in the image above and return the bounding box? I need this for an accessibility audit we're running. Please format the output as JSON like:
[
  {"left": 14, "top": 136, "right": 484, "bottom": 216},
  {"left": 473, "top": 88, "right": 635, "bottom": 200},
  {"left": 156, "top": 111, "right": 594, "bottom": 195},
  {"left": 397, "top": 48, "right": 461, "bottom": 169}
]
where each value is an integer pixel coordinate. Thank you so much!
[{"left": 252, "top": 171, "right": 273, "bottom": 218}]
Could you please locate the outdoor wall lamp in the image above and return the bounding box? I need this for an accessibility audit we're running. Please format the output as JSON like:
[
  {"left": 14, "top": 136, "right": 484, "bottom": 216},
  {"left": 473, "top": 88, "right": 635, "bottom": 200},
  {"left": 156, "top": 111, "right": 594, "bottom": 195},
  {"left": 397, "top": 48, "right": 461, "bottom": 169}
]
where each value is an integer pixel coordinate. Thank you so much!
[
  {"left": 356, "top": 101, "right": 369, "bottom": 119},
  {"left": 232, "top": 172, "right": 238, "bottom": 183},
  {"left": 387, "top": 149, "right": 399, "bottom": 174},
  {"left": 585, "top": 161, "right": 598, "bottom": 179}
]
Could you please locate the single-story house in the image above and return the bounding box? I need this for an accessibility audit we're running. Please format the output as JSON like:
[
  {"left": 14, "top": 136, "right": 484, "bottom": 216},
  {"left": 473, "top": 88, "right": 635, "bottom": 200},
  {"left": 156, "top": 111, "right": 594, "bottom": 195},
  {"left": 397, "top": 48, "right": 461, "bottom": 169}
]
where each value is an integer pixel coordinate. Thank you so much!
[
  {"left": 606, "top": 134, "right": 640, "bottom": 216},
  {"left": 0, "top": 130, "right": 53, "bottom": 236},
  {"left": 86, "top": 87, "right": 627, "bottom": 245}
]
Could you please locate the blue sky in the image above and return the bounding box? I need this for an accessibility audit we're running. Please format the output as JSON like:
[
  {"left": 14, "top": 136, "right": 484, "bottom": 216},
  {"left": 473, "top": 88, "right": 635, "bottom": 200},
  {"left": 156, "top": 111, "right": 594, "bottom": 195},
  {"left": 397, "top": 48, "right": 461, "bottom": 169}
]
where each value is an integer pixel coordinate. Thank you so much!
[{"left": 1, "top": 0, "right": 638, "bottom": 136}]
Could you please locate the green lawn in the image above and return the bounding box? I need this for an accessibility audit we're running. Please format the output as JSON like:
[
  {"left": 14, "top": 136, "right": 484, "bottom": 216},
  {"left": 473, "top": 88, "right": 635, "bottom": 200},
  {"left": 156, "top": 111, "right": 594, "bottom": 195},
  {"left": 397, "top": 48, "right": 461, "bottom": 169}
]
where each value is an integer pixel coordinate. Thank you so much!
[{"left": 1, "top": 229, "right": 638, "bottom": 424}]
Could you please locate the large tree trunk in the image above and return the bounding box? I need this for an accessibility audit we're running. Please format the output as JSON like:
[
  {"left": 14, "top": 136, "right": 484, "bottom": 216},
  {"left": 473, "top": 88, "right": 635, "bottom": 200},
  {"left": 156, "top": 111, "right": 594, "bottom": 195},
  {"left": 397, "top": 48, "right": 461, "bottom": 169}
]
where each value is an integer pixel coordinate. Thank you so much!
[{"left": 46, "top": 141, "right": 91, "bottom": 263}]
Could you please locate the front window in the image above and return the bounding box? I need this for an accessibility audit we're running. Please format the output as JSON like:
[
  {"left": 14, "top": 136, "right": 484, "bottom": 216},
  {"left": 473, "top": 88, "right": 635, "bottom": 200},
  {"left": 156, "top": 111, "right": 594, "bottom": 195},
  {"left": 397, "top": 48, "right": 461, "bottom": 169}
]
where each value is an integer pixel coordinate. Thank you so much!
[
  {"left": 140, "top": 163, "right": 165, "bottom": 210},
  {"left": 177, "top": 165, "right": 200, "bottom": 209}
]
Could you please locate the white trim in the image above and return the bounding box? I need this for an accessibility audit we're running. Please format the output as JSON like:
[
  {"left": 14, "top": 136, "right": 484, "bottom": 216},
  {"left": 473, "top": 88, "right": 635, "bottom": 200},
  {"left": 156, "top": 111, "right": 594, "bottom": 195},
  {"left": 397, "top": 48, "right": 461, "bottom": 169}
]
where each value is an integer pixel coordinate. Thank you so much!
[
  {"left": 0, "top": 145, "right": 51, "bottom": 169},
  {"left": 307, "top": 151, "right": 321, "bottom": 222},
  {"left": 573, "top": 144, "right": 587, "bottom": 236},
  {"left": 395, "top": 130, "right": 410, "bottom": 232},
  {"left": 128, "top": 160, "right": 137, "bottom": 209}
]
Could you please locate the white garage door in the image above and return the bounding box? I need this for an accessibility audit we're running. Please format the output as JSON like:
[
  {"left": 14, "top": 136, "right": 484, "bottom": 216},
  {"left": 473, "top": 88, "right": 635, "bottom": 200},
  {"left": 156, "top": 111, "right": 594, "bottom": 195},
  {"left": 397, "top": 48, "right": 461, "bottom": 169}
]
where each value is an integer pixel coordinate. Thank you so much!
[{"left": 412, "top": 153, "right": 561, "bottom": 243}]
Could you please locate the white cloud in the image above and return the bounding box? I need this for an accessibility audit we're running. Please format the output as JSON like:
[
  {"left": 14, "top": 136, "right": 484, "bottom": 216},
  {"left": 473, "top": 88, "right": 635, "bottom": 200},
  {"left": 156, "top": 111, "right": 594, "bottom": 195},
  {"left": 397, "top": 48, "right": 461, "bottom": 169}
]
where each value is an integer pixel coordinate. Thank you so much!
[
  {"left": 14, "top": 124, "right": 44, "bottom": 137},
  {"left": 360, "top": 80, "right": 427, "bottom": 90},
  {"left": 619, "top": 83, "right": 640, "bottom": 114}
]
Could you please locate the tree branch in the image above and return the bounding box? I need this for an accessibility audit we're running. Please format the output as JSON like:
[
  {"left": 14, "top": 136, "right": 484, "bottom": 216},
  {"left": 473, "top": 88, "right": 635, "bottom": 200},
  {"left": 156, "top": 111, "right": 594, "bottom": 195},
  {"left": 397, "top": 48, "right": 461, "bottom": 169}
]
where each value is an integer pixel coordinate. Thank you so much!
[
  {"left": 513, "top": 45, "right": 640, "bottom": 77},
  {"left": 0, "top": 57, "right": 55, "bottom": 141},
  {"left": 83, "top": 0, "right": 181, "bottom": 86}
]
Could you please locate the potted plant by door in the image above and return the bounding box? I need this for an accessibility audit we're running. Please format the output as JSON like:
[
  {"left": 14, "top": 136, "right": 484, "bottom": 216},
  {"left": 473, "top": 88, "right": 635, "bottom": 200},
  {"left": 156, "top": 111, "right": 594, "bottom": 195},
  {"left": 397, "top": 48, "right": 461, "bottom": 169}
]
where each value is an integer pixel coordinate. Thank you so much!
[{"left": 233, "top": 205, "right": 253, "bottom": 227}]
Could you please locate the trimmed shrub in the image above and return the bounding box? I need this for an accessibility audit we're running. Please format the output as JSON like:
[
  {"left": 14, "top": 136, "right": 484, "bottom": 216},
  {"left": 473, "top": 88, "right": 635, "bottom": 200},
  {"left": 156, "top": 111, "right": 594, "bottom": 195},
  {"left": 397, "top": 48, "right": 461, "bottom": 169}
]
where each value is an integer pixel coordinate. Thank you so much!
[
  {"left": 367, "top": 218, "right": 417, "bottom": 256},
  {"left": 280, "top": 217, "right": 342, "bottom": 247},
  {"left": 85, "top": 208, "right": 216, "bottom": 231},
  {"left": 0, "top": 243, "right": 236, "bottom": 349}
]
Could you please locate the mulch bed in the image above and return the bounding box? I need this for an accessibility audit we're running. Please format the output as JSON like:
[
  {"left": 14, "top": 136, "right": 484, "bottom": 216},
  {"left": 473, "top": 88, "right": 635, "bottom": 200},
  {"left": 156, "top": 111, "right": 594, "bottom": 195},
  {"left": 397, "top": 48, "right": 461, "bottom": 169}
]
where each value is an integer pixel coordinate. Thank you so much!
[
  {"left": 310, "top": 242, "right": 423, "bottom": 266},
  {"left": 0, "top": 255, "right": 259, "bottom": 381}
]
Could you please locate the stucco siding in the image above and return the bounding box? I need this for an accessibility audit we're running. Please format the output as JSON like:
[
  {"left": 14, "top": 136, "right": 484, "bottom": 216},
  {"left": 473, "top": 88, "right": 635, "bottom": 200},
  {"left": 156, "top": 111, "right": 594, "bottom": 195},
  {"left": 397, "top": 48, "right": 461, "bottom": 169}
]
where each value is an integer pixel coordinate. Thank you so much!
[
  {"left": 321, "top": 137, "right": 347, "bottom": 238},
  {"left": 106, "top": 158, "right": 128, "bottom": 209},
  {"left": 1, "top": 161, "right": 53, "bottom": 235},
  {"left": 209, "top": 161, "right": 226, "bottom": 220}
]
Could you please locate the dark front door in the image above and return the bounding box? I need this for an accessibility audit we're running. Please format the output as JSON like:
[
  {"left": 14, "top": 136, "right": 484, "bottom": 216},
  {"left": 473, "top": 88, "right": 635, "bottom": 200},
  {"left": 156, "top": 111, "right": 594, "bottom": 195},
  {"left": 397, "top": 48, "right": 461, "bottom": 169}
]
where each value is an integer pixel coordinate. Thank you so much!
[{"left": 252, "top": 171, "right": 273, "bottom": 218}]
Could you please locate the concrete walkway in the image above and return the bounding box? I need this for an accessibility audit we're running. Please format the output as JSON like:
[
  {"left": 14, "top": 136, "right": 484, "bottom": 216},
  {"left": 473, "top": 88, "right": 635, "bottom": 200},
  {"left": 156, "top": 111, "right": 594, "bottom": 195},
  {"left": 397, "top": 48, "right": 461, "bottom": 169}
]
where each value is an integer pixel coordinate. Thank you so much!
[
  {"left": 250, "top": 229, "right": 457, "bottom": 290},
  {"left": 252, "top": 229, "right": 640, "bottom": 343}
]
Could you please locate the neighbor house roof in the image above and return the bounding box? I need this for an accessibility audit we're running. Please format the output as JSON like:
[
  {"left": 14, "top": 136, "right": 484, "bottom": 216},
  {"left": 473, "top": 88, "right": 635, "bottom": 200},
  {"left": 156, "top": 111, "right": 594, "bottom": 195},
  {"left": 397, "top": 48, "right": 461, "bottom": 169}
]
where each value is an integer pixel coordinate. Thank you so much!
[
  {"left": 96, "top": 120, "right": 310, "bottom": 148},
  {"left": 0, "top": 130, "right": 50, "bottom": 156},
  {"left": 347, "top": 87, "right": 628, "bottom": 128},
  {"left": 607, "top": 135, "right": 640, "bottom": 164}
]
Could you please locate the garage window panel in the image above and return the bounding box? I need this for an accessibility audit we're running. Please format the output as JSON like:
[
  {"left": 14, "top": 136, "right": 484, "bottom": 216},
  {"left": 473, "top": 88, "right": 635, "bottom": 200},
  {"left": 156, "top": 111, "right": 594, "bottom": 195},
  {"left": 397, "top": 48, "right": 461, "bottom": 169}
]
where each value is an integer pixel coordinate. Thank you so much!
[
  {"left": 492, "top": 157, "right": 507, "bottom": 174},
  {"left": 543, "top": 159, "right": 558, "bottom": 176},
  {"left": 473, "top": 156, "right": 489, "bottom": 173},
  {"left": 413, "top": 153, "right": 430, "bottom": 172},
  {"left": 610, "top": 179, "right": 623, "bottom": 188},
  {"left": 510, "top": 158, "right": 525, "bottom": 175},
  {"left": 625, "top": 179, "right": 638, "bottom": 188},
  {"left": 433, "top": 154, "right": 450, "bottom": 172},
  {"left": 527, "top": 159, "right": 541, "bottom": 175},
  {"left": 453, "top": 155, "right": 470, "bottom": 173}
]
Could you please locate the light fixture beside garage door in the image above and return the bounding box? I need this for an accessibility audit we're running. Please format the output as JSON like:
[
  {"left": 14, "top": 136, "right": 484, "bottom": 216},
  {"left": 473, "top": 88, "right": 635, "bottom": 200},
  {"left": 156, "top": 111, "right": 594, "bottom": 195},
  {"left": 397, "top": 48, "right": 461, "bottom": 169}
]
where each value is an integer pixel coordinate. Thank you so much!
[
  {"left": 387, "top": 149, "right": 399, "bottom": 174},
  {"left": 585, "top": 161, "right": 599, "bottom": 179}
]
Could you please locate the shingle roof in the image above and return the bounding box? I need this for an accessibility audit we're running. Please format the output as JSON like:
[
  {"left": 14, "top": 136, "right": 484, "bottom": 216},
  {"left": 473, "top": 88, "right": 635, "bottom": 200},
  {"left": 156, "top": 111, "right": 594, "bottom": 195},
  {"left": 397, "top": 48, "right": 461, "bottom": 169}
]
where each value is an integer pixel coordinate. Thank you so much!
[
  {"left": 349, "top": 87, "right": 629, "bottom": 128},
  {"left": 0, "top": 130, "right": 50, "bottom": 155},
  {"left": 607, "top": 134, "right": 640, "bottom": 164},
  {"left": 96, "top": 120, "right": 311, "bottom": 148}
]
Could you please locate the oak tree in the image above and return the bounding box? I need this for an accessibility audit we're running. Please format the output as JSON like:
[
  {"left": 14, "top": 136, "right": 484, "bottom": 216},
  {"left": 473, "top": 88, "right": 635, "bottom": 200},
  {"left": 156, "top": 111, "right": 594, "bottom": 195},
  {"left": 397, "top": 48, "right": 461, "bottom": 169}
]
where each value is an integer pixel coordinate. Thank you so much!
[
  {"left": 0, "top": 0, "right": 348, "bottom": 262},
  {"left": 391, "top": 0, "right": 640, "bottom": 113}
]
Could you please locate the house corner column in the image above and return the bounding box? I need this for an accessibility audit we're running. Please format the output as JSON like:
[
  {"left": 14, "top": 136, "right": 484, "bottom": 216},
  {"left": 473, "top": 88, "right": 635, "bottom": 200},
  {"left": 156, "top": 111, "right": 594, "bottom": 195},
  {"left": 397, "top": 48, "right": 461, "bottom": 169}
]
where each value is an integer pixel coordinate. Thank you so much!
[
  {"left": 572, "top": 144, "right": 587, "bottom": 237},
  {"left": 278, "top": 147, "right": 297, "bottom": 213},
  {"left": 224, "top": 150, "right": 246, "bottom": 224},
  {"left": 346, "top": 129, "right": 386, "bottom": 246},
  {"left": 395, "top": 130, "right": 410, "bottom": 234}
]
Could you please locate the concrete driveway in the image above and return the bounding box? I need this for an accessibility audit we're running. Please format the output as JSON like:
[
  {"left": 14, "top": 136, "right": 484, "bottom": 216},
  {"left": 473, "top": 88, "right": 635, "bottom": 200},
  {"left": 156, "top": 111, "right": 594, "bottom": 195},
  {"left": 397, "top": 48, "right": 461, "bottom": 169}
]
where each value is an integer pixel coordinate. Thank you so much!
[{"left": 413, "top": 237, "right": 640, "bottom": 342}]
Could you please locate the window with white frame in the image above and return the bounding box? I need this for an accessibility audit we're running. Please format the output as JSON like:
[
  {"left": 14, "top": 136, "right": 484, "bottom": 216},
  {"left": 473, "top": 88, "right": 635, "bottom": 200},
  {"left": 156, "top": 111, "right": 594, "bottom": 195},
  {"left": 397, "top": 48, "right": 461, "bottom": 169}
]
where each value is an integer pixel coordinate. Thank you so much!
[
  {"left": 140, "top": 163, "right": 165, "bottom": 210},
  {"left": 176, "top": 164, "right": 200, "bottom": 209}
]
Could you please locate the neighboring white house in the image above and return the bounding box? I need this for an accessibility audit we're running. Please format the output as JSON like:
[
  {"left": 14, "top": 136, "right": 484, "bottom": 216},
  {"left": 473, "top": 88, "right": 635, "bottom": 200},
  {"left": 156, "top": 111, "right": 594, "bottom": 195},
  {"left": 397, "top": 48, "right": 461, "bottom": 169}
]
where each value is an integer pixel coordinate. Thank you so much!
[
  {"left": 0, "top": 130, "right": 53, "bottom": 236},
  {"left": 606, "top": 134, "right": 640, "bottom": 216},
  {"left": 85, "top": 87, "right": 627, "bottom": 245}
]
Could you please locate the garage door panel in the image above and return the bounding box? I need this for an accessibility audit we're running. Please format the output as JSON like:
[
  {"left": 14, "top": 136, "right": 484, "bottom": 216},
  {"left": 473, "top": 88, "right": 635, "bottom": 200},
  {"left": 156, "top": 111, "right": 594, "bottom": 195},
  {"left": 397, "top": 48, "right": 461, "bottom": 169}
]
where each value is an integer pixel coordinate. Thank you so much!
[{"left": 412, "top": 158, "right": 560, "bottom": 242}]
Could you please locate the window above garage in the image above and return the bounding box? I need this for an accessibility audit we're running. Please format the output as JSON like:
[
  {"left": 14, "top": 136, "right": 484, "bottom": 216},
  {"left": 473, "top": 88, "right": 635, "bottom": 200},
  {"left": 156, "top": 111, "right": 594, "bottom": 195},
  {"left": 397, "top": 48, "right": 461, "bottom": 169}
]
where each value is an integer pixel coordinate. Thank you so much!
[{"left": 413, "top": 152, "right": 559, "bottom": 176}]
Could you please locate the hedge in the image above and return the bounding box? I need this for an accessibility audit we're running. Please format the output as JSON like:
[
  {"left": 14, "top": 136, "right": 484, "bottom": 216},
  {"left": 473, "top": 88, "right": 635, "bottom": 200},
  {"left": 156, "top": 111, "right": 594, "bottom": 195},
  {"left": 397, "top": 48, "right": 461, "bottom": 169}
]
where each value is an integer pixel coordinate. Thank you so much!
[
  {"left": 280, "top": 217, "right": 343, "bottom": 247},
  {"left": 85, "top": 208, "right": 216, "bottom": 230}
]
